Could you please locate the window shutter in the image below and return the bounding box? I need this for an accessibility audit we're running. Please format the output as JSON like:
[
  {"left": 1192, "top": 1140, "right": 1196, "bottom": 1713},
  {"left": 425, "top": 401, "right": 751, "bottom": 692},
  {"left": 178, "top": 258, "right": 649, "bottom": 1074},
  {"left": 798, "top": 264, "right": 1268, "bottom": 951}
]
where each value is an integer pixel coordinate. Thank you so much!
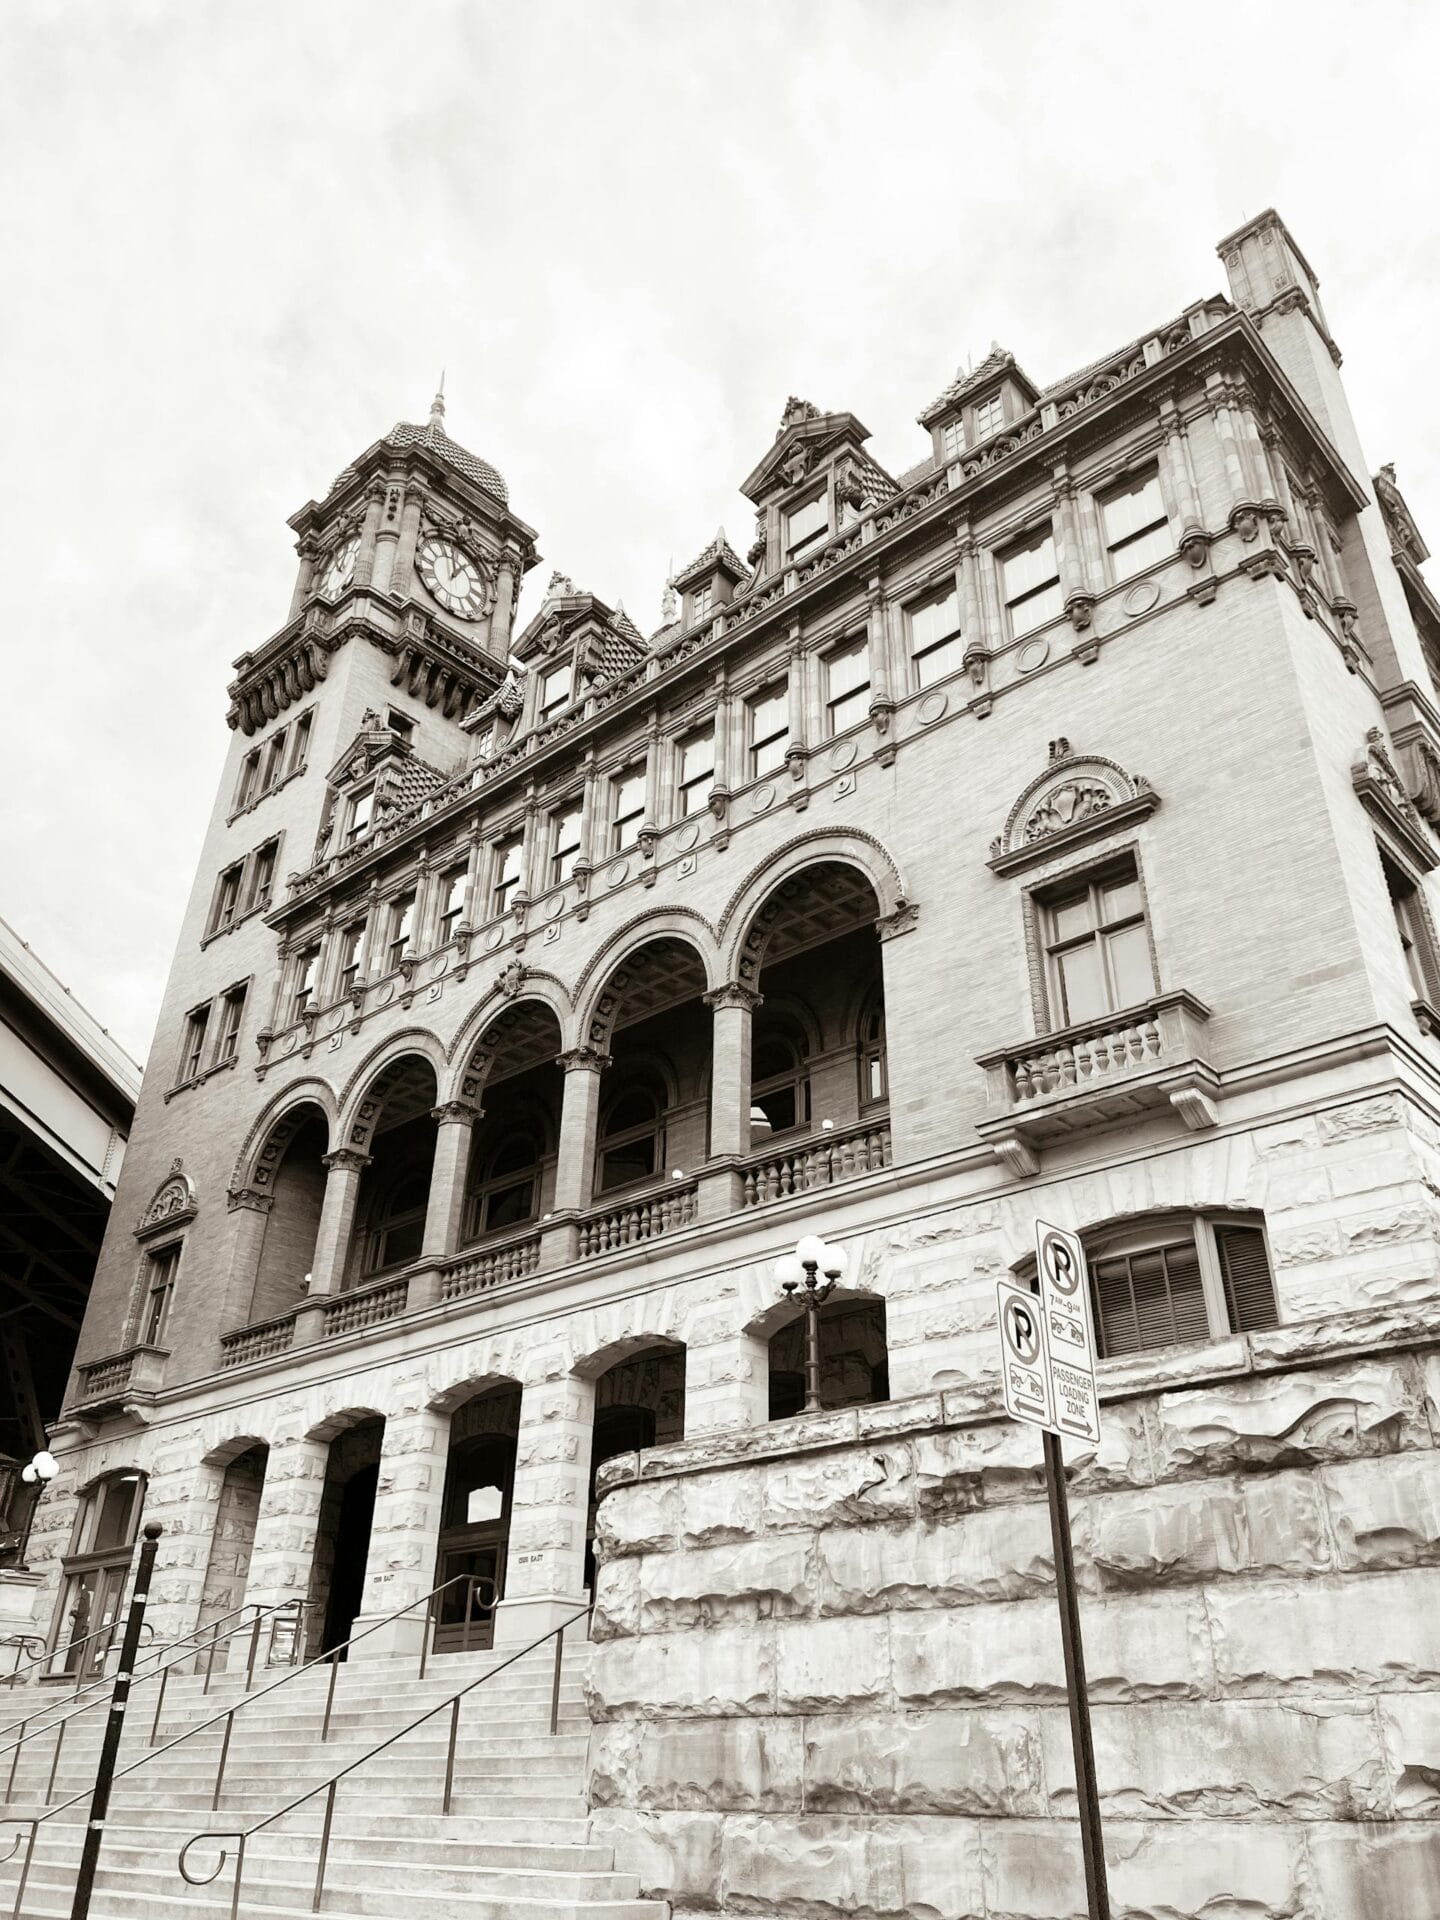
[{"left": 1216, "top": 1226, "right": 1279, "bottom": 1334}]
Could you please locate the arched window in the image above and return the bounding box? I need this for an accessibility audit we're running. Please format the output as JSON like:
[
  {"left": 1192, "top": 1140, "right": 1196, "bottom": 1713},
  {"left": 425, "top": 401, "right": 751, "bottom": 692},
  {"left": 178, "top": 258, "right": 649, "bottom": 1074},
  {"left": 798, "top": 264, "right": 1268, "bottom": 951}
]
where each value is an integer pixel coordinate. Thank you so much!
[
  {"left": 1084, "top": 1212, "right": 1278, "bottom": 1358},
  {"left": 466, "top": 1132, "right": 541, "bottom": 1239},
  {"left": 598, "top": 1076, "right": 666, "bottom": 1192},
  {"left": 857, "top": 986, "right": 887, "bottom": 1107},
  {"left": 750, "top": 1011, "right": 810, "bottom": 1144},
  {"left": 364, "top": 1165, "right": 429, "bottom": 1274}
]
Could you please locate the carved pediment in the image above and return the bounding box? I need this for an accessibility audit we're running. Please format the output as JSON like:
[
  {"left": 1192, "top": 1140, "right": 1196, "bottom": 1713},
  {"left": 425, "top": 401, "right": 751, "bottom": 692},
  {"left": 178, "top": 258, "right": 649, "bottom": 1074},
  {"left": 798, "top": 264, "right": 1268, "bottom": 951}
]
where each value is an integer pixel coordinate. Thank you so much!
[
  {"left": 1352, "top": 727, "right": 1438, "bottom": 873},
  {"left": 135, "top": 1159, "right": 197, "bottom": 1239},
  {"left": 989, "top": 741, "right": 1159, "bottom": 877}
]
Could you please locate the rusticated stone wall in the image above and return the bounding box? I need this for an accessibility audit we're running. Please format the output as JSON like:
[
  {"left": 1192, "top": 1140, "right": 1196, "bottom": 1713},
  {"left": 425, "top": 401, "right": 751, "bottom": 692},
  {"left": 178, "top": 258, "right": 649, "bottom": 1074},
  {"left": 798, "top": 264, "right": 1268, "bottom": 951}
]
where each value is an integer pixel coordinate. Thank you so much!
[{"left": 587, "top": 1304, "right": 1440, "bottom": 1920}]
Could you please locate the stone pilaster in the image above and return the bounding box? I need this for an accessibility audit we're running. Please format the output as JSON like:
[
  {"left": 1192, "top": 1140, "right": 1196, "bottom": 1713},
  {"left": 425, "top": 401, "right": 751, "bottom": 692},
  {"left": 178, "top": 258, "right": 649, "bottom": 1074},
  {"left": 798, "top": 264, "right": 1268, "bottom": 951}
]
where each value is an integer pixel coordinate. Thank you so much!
[
  {"left": 553, "top": 1047, "right": 609, "bottom": 1214},
  {"left": 493, "top": 1366, "right": 594, "bottom": 1648}
]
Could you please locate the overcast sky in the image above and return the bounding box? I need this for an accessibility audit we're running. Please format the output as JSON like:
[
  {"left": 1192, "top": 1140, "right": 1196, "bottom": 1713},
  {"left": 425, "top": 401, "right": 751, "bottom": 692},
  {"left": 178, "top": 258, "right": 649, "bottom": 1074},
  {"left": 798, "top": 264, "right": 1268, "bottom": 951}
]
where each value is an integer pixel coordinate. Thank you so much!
[{"left": 3, "top": 0, "right": 1438, "bottom": 1065}]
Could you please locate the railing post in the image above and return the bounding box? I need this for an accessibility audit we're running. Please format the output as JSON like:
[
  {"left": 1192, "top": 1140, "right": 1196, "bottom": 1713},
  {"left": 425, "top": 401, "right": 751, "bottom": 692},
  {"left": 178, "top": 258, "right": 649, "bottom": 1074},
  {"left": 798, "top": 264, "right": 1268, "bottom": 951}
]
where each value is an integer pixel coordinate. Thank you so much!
[
  {"left": 442, "top": 1697, "right": 460, "bottom": 1815},
  {"left": 68, "top": 1519, "right": 163, "bottom": 1920},
  {"left": 549, "top": 1625, "right": 565, "bottom": 1736},
  {"left": 312, "top": 1780, "right": 336, "bottom": 1913},
  {"left": 149, "top": 1667, "right": 170, "bottom": 1746},
  {"left": 321, "top": 1654, "right": 339, "bottom": 1742},
  {"left": 44, "top": 1718, "right": 65, "bottom": 1803},
  {"left": 244, "top": 1611, "right": 262, "bottom": 1692},
  {"left": 4, "top": 1720, "right": 25, "bottom": 1800},
  {"left": 211, "top": 1711, "right": 234, "bottom": 1811},
  {"left": 7, "top": 1820, "right": 38, "bottom": 1920}
]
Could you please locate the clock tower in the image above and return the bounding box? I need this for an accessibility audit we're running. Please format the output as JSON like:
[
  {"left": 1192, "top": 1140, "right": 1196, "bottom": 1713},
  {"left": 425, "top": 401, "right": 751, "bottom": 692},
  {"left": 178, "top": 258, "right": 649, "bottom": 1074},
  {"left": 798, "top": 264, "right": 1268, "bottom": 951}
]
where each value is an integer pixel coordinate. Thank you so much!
[{"left": 283, "top": 385, "right": 538, "bottom": 665}]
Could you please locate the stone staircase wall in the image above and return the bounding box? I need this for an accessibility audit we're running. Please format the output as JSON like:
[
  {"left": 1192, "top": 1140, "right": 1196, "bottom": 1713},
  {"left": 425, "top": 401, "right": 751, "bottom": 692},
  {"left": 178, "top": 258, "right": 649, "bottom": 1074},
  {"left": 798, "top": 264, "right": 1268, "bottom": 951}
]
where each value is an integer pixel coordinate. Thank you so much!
[{"left": 586, "top": 1302, "right": 1440, "bottom": 1920}]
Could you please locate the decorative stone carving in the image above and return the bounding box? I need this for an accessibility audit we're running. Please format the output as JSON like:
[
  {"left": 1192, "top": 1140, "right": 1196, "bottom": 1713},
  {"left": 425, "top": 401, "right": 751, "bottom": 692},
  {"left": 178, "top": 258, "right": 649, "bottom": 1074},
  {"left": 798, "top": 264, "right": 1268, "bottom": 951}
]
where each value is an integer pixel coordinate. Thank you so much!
[
  {"left": 1352, "top": 727, "right": 1438, "bottom": 873},
  {"left": 1375, "top": 463, "right": 1427, "bottom": 564},
  {"left": 135, "top": 1159, "right": 197, "bottom": 1238},
  {"left": 989, "top": 747, "right": 1159, "bottom": 876},
  {"left": 497, "top": 959, "right": 526, "bottom": 999}
]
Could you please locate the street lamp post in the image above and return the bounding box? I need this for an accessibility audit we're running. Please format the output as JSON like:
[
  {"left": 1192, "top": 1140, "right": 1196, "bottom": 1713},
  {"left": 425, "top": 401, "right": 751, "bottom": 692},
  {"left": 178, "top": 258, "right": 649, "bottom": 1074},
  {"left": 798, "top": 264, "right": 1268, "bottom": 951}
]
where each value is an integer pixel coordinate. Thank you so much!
[
  {"left": 774, "top": 1233, "right": 848, "bottom": 1415},
  {"left": 14, "top": 1448, "right": 59, "bottom": 1569}
]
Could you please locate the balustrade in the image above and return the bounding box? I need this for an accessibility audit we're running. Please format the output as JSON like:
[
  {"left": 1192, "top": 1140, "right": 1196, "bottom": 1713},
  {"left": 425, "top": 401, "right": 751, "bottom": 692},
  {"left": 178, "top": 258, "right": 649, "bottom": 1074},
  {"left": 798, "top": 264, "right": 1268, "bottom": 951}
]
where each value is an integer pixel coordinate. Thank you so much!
[
  {"left": 741, "top": 1118, "right": 892, "bottom": 1209},
  {"left": 578, "top": 1180, "right": 698, "bottom": 1257},
  {"left": 439, "top": 1230, "right": 542, "bottom": 1301},
  {"left": 219, "top": 1315, "right": 296, "bottom": 1370},
  {"left": 320, "top": 1275, "right": 409, "bottom": 1336}
]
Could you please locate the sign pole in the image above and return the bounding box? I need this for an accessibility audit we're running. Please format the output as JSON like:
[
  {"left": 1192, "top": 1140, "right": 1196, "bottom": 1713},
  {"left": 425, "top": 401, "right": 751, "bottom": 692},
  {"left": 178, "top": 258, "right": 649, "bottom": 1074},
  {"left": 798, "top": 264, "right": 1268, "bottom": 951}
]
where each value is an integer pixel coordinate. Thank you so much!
[
  {"left": 1041, "top": 1429, "right": 1110, "bottom": 1920},
  {"left": 997, "top": 1218, "right": 1110, "bottom": 1920}
]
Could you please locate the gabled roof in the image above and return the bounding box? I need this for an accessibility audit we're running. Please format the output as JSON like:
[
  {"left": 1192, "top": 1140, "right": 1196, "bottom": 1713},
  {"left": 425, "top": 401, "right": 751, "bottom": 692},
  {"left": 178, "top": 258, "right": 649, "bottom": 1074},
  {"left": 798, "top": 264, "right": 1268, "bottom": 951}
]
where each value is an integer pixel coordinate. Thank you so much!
[
  {"left": 918, "top": 345, "right": 1040, "bottom": 427},
  {"left": 673, "top": 528, "right": 750, "bottom": 590},
  {"left": 326, "top": 712, "right": 447, "bottom": 803},
  {"left": 513, "top": 578, "right": 648, "bottom": 689},
  {"left": 740, "top": 401, "right": 875, "bottom": 505}
]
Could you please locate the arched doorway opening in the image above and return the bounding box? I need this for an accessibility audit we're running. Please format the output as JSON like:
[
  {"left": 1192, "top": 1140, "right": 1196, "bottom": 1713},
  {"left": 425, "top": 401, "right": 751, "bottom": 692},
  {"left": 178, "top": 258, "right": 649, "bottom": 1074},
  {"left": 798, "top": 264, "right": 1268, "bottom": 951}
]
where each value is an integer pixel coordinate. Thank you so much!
[
  {"left": 767, "top": 1295, "right": 889, "bottom": 1419},
  {"left": 196, "top": 1442, "right": 269, "bottom": 1655},
  {"left": 585, "top": 1343, "right": 685, "bottom": 1586},
  {"left": 249, "top": 1104, "right": 328, "bottom": 1322},
  {"left": 433, "top": 1384, "right": 521, "bottom": 1653},
  {"left": 349, "top": 1057, "right": 440, "bottom": 1285},
  {"left": 306, "top": 1415, "right": 385, "bottom": 1657}
]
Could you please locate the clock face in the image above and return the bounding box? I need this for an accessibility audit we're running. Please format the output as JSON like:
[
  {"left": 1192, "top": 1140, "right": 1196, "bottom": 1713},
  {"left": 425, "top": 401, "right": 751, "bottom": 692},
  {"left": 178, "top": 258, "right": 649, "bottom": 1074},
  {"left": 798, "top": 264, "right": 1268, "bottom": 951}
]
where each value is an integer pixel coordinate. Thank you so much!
[
  {"left": 319, "top": 535, "right": 359, "bottom": 601},
  {"left": 418, "top": 535, "right": 487, "bottom": 619}
]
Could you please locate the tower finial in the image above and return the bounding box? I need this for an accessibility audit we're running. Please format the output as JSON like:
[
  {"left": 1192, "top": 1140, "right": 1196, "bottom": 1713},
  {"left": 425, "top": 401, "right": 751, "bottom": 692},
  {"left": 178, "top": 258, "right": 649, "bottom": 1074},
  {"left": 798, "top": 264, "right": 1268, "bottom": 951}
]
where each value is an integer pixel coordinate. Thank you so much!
[
  {"left": 429, "top": 371, "right": 446, "bottom": 429},
  {"left": 661, "top": 556, "right": 678, "bottom": 627}
]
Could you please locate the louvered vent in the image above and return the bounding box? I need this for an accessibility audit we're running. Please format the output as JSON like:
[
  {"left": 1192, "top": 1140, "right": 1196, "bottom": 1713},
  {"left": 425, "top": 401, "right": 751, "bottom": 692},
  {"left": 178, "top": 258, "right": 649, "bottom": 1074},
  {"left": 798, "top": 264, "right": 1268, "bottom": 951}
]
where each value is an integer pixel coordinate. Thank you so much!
[
  {"left": 1090, "top": 1237, "right": 1208, "bottom": 1358},
  {"left": 1216, "top": 1225, "right": 1279, "bottom": 1334}
]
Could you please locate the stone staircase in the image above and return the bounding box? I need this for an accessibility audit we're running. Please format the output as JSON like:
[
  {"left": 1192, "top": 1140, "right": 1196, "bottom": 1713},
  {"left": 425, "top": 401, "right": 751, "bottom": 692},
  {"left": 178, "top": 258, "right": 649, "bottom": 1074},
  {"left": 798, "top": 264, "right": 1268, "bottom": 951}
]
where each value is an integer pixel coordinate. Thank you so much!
[{"left": 0, "top": 1638, "right": 669, "bottom": 1919}]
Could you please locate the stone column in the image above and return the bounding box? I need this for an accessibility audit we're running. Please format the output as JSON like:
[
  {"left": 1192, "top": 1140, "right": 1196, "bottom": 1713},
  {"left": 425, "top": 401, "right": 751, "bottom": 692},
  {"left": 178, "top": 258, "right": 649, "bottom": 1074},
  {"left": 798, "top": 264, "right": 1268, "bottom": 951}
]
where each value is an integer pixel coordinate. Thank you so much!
[
  {"left": 295, "top": 1149, "right": 370, "bottom": 1340},
  {"left": 700, "top": 984, "right": 760, "bottom": 1220},
  {"left": 552, "top": 1048, "right": 607, "bottom": 1213},
  {"left": 287, "top": 538, "right": 318, "bottom": 622},
  {"left": 1053, "top": 467, "right": 1095, "bottom": 631},
  {"left": 348, "top": 1406, "right": 450, "bottom": 1662},
  {"left": 420, "top": 1104, "right": 474, "bottom": 1262},
  {"left": 241, "top": 1436, "right": 329, "bottom": 1629},
  {"left": 352, "top": 485, "right": 386, "bottom": 590},
  {"left": 391, "top": 484, "right": 426, "bottom": 601},
  {"left": 493, "top": 1366, "right": 594, "bottom": 1648},
  {"left": 217, "top": 1188, "right": 273, "bottom": 1334}
]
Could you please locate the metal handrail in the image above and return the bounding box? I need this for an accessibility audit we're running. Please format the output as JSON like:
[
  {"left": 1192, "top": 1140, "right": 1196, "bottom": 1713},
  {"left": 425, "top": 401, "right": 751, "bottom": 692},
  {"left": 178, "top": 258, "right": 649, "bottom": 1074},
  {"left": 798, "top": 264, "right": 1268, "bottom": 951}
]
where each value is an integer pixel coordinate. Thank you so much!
[
  {"left": 0, "top": 1609, "right": 155, "bottom": 1697},
  {"left": 0, "top": 1587, "right": 304, "bottom": 1747},
  {"left": 0, "top": 1640, "right": 43, "bottom": 1687},
  {"left": 178, "top": 1604, "right": 591, "bottom": 1920},
  {"left": 0, "top": 1598, "right": 314, "bottom": 1807},
  {"left": 0, "top": 1570, "right": 498, "bottom": 1918}
]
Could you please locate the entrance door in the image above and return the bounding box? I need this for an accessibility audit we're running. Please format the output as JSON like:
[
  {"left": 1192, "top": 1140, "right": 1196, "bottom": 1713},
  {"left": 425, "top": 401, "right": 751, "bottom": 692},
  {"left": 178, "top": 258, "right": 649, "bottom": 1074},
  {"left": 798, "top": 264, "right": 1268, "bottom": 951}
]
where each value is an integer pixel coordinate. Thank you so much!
[
  {"left": 433, "top": 1433, "right": 514, "bottom": 1653},
  {"left": 321, "top": 1462, "right": 378, "bottom": 1656},
  {"left": 56, "top": 1561, "right": 129, "bottom": 1678},
  {"left": 50, "top": 1473, "right": 146, "bottom": 1678}
]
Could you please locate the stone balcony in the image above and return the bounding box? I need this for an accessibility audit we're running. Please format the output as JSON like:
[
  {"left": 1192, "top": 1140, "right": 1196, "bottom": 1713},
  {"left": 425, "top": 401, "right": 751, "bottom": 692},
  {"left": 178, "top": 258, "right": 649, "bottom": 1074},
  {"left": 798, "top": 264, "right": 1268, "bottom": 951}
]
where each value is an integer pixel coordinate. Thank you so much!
[
  {"left": 974, "top": 988, "right": 1218, "bottom": 1177},
  {"left": 71, "top": 1343, "right": 170, "bottom": 1418}
]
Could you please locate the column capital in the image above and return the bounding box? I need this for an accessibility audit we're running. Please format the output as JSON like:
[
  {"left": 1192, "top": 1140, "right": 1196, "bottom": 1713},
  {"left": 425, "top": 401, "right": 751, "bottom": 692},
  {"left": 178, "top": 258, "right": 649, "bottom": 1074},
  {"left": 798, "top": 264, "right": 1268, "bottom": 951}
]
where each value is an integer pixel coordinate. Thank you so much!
[
  {"left": 322, "top": 1147, "right": 371, "bottom": 1174},
  {"left": 557, "top": 1045, "right": 610, "bottom": 1074},
  {"left": 430, "top": 1101, "right": 479, "bottom": 1127},
  {"left": 704, "top": 983, "right": 763, "bottom": 1014}
]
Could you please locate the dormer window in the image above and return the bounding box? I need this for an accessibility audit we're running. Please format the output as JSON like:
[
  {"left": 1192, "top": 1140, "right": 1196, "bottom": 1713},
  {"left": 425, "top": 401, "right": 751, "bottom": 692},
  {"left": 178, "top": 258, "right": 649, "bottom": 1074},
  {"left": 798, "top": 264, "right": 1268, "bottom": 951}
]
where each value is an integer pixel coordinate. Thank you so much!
[
  {"left": 346, "top": 787, "right": 374, "bottom": 843},
  {"left": 973, "top": 393, "right": 1005, "bottom": 440},
  {"left": 386, "top": 709, "right": 415, "bottom": 747},
  {"left": 786, "top": 490, "right": 829, "bottom": 565},
  {"left": 940, "top": 418, "right": 965, "bottom": 461},
  {"left": 688, "top": 582, "right": 713, "bottom": 624},
  {"left": 539, "top": 660, "right": 572, "bottom": 723}
]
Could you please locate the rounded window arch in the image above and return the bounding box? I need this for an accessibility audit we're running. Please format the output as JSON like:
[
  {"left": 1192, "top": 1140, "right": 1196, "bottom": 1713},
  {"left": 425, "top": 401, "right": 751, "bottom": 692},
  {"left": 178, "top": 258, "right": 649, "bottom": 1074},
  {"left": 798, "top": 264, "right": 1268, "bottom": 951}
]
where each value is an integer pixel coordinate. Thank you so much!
[
  {"left": 750, "top": 1009, "right": 811, "bottom": 1144},
  {"left": 364, "top": 1165, "right": 429, "bottom": 1274},
  {"left": 857, "top": 982, "right": 887, "bottom": 1107},
  {"left": 49, "top": 1469, "right": 149, "bottom": 1679},
  {"left": 466, "top": 1130, "right": 543, "bottom": 1239},
  {"left": 598, "top": 1069, "right": 667, "bottom": 1193}
]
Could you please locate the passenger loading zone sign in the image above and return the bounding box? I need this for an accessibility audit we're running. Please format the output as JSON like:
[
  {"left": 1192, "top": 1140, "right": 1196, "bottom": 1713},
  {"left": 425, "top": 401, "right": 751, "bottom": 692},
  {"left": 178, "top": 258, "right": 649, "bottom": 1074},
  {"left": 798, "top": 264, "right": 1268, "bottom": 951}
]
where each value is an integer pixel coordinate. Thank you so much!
[{"left": 996, "top": 1220, "right": 1103, "bottom": 1445}]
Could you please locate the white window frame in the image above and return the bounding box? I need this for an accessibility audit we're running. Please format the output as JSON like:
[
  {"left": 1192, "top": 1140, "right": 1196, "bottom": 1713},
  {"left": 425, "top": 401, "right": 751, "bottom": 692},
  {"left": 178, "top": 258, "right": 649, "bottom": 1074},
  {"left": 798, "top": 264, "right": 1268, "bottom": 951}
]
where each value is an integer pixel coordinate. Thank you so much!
[
  {"left": 748, "top": 683, "right": 790, "bottom": 780},
  {"left": 346, "top": 787, "right": 374, "bottom": 844},
  {"left": 492, "top": 836, "right": 524, "bottom": 916},
  {"left": 214, "top": 984, "right": 246, "bottom": 1065},
  {"left": 785, "top": 489, "right": 829, "bottom": 564},
  {"left": 973, "top": 393, "right": 1005, "bottom": 440},
  {"left": 824, "top": 636, "right": 871, "bottom": 737},
  {"left": 386, "top": 893, "right": 415, "bottom": 972},
  {"left": 677, "top": 725, "right": 715, "bottom": 818},
  {"left": 1084, "top": 1212, "right": 1277, "bottom": 1356},
  {"left": 437, "top": 867, "right": 468, "bottom": 944},
  {"left": 610, "top": 766, "right": 646, "bottom": 852},
  {"left": 1099, "top": 467, "right": 1171, "bottom": 581},
  {"left": 907, "top": 584, "right": 963, "bottom": 689},
  {"left": 538, "top": 660, "right": 572, "bottom": 723},
  {"left": 1000, "top": 526, "right": 1062, "bottom": 639},
  {"left": 178, "top": 1003, "right": 210, "bottom": 1084}
]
